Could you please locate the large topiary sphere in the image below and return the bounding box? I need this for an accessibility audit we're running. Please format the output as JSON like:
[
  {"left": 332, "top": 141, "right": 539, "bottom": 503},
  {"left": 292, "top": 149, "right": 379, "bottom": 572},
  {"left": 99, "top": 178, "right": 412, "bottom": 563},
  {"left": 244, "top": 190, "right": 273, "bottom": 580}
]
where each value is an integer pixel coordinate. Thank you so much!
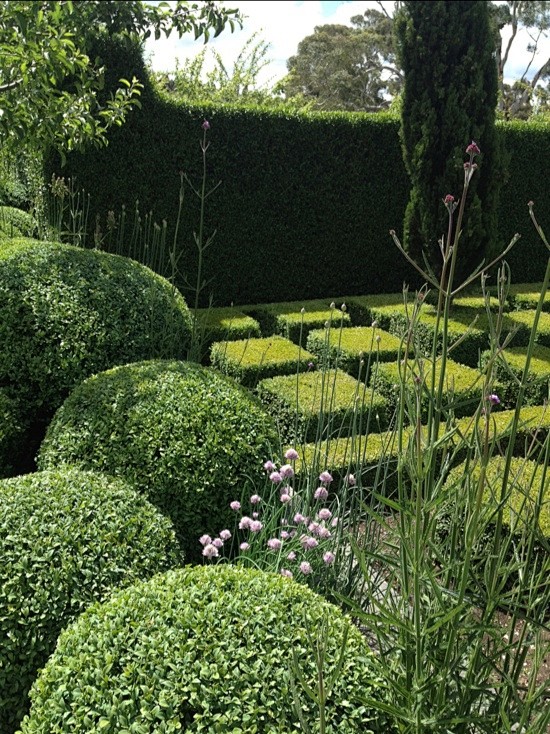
[
  {"left": 20, "top": 565, "right": 393, "bottom": 733},
  {"left": 0, "top": 467, "right": 184, "bottom": 734},
  {"left": 0, "top": 239, "right": 193, "bottom": 475},
  {"left": 38, "top": 360, "right": 279, "bottom": 561}
]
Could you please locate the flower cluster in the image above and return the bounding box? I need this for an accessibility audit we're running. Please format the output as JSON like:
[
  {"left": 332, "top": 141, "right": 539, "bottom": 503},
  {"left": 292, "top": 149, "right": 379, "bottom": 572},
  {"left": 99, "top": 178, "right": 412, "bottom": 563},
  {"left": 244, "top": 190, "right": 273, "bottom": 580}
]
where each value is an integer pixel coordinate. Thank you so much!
[{"left": 198, "top": 450, "right": 346, "bottom": 585}]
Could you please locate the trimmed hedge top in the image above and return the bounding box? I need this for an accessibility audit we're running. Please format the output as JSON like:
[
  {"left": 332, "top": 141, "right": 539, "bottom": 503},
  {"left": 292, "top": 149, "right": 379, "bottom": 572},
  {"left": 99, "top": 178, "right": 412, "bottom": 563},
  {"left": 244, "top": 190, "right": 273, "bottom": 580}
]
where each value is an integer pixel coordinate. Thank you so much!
[
  {"left": 37, "top": 360, "right": 279, "bottom": 561},
  {"left": 20, "top": 565, "right": 394, "bottom": 733},
  {"left": 0, "top": 467, "right": 182, "bottom": 734}
]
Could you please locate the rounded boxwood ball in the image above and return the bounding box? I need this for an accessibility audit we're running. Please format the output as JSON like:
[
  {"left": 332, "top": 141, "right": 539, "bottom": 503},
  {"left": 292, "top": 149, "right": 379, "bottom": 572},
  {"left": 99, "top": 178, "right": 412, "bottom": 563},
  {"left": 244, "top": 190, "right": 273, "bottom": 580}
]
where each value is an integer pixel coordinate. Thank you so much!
[
  {"left": 0, "top": 239, "right": 193, "bottom": 475},
  {"left": 0, "top": 467, "right": 184, "bottom": 734},
  {"left": 20, "top": 565, "right": 393, "bottom": 733},
  {"left": 38, "top": 360, "right": 279, "bottom": 561}
]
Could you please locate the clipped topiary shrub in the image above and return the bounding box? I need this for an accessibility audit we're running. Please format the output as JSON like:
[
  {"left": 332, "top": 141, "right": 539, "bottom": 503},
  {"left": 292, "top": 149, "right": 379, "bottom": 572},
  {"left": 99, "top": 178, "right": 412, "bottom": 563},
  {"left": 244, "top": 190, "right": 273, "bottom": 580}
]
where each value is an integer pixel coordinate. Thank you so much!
[
  {"left": 507, "top": 282, "right": 550, "bottom": 312},
  {"left": 195, "top": 306, "right": 261, "bottom": 355},
  {"left": 20, "top": 565, "right": 395, "bottom": 733},
  {"left": 0, "top": 239, "right": 193, "bottom": 475},
  {"left": 306, "top": 325, "right": 407, "bottom": 380},
  {"left": 0, "top": 467, "right": 183, "bottom": 734},
  {"left": 210, "top": 335, "right": 318, "bottom": 387},
  {"left": 38, "top": 360, "right": 279, "bottom": 561},
  {"left": 0, "top": 206, "right": 36, "bottom": 238},
  {"left": 257, "top": 369, "right": 388, "bottom": 444}
]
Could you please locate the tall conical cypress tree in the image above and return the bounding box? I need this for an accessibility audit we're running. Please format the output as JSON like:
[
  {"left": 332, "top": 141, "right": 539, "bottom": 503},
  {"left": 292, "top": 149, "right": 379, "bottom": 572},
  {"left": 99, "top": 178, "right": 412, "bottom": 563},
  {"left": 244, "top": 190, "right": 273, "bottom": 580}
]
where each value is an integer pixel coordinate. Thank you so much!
[{"left": 395, "top": 1, "right": 501, "bottom": 281}]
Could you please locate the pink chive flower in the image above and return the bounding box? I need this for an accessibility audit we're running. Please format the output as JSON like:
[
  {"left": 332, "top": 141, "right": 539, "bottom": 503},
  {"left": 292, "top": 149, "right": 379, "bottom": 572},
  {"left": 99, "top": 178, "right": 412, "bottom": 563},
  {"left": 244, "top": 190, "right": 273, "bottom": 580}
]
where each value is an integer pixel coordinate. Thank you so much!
[
  {"left": 318, "top": 527, "right": 332, "bottom": 539},
  {"left": 279, "top": 464, "right": 294, "bottom": 479},
  {"left": 280, "top": 530, "right": 290, "bottom": 540},
  {"left": 219, "top": 529, "right": 231, "bottom": 541},
  {"left": 319, "top": 471, "right": 333, "bottom": 484},
  {"left": 281, "top": 568, "right": 293, "bottom": 578},
  {"left": 212, "top": 538, "right": 224, "bottom": 549},
  {"left": 299, "top": 561, "right": 312, "bottom": 575},
  {"left": 284, "top": 448, "right": 299, "bottom": 461},
  {"left": 202, "top": 543, "right": 219, "bottom": 558},
  {"left": 250, "top": 494, "right": 261, "bottom": 505},
  {"left": 270, "top": 471, "right": 283, "bottom": 483},
  {"left": 314, "top": 487, "right": 329, "bottom": 501},
  {"left": 487, "top": 393, "right": 500, "bottom": 406},
  {"left": 202, "top": 119, "right": 211, "bottom": 131},
  {"left": 287, "top": 551, "right": 297, "bottom": 561},
  {"left": 466, "top": 140, "right": 480, "bottom": 156},
  {"left": 264, "top": 460, "right": 276, "bottom": 472},
  {"left": 252, "top": 512, "right": 259, "bottom": 520},
  {"left": 240, "top": 542, "right": 250, "bottom": 551},
  {"left": 230, "top": 501, "right": 241, "bottom": 511},
  {"left": 345, "top": 473, "right": 356, "bottom": 486},
  {"left": 250, "top": 520, "right": 263, "bottom": 533},
  {"left": 308, "top": 521, "right": 321, "bottom": 535},
  {"left": 280, "top": 493, "right": 292, "bottom": 504},
  {"left": 267, "top": 538, "right": 282, "bottom": 550},
  {"left": 239, "top": 516, "right": 252, "bottom": 530},
  {"left": 318, "top": 508, "right": 332, "bottom": 521},
  {"left": 199, "top": 534, "right": 212, "bottom": 546},
  {"left": 331, "top": 517, "right": 339, "bottom": 528},
  {"left": 294, "top": 513, "right": 306, "bottom": 524},
  {"left": 301, "top": 535, "right": 319, "bottom": 550},
  {"left": 323, "top": 551, "right": 335, "bottom": 565}
]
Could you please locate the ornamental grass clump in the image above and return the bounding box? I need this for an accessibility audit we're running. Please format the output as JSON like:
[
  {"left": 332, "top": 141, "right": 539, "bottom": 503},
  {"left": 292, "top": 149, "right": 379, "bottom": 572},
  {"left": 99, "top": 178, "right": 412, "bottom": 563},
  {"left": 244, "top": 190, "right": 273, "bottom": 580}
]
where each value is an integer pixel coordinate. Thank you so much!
[
  {"left": 342, "top": 141, "right": 550, "bottom": 733},
  {"left": 0, "top": 467, "right": 183, "bottom": 734},
  {"left": 19, "top": 566, "right": 395, "bottom": 734},
  {"left": 37, "top": 360, "right": 279, "bottom": 562}
]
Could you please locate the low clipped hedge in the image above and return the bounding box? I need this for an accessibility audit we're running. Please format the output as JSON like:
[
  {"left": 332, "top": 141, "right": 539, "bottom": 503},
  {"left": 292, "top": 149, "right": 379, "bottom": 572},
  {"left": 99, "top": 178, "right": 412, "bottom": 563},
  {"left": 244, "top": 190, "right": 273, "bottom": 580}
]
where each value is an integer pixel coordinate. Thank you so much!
[
  {"left": 488, "top": 345, "right": 550, "bottom": 407},
  {"left": 371, "top": 357, "right": 483, "bottom": 421},
  {"left": 0, "top": 467, "right": 183, "bottom": 734},
  {"left": 306, "top": 325, "right": 406, "bottom": 380},
  {"left": 38, "top": 360, "right": 279, "bottom": 561},
  {"left": 0, "top": 239, "right": 193, "bottom": 475},
  {"left": 20, "top": 565, "right": 394, "bottom": 733},
  {"left": 195, "top": 306, "right": 261, "bottom": 354},
  {"left": 210, "top": 335, "right": 318, "bottom": 387},
  {"left": 507, "top": 282, "right": 550, "bottom": 312},
  {"left": 257, "top": 369, "right": 388, "bottom": 444},
  {"left": 245, "top": 299, "right": 351, "bottom": 345}
]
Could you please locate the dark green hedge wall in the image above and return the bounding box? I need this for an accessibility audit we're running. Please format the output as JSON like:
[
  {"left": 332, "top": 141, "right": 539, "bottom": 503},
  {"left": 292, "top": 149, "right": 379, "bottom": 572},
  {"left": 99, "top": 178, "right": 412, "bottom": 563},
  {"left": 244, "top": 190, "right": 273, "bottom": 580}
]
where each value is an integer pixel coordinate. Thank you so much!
[{"left": 46, "top": 38, "right": 549, "bottom": 307}]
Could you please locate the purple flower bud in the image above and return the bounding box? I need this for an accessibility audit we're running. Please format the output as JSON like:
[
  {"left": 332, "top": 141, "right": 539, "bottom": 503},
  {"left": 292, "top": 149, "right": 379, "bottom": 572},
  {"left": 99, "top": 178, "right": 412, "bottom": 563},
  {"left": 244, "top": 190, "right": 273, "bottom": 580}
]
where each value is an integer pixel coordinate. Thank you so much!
[
  {"left": 465, "top": 140, "right": 480, "bottom": 156},
  {"left": 212, "top": 537, "right": 224, "bottom": 549},
  {"left": 287, "top": 551, "right": 297, "bottom": 561},
  {"left": 299, "top": 561, "right": 312, "bottom": 575},
  {"left": 314, "top": 486, "right": 329, "bottom": 501},
  {"left": 345, "top": 473, "right": 356, "bottom": 486},
  {"left": 279, "top": 464, "right": 294, "bottom": 479},
  {"left": 267, "top": 537, "right": 282, "bottom": 550},
  {"left": 239, "top": 516, "right": 252, "bottom": 530},
  {"left": 250, "top": 520, "right": 263, "bottom": 533},
  {"left": 250, "top": 494, "right": 261, "bottom": 505},
  {"left": 202, "top": 119, "right": 211, "bottom": 131},
  {"left": 199, "top": 534, "right": 212, "bottom": 546},
  {"left": 280, "top": 568, "right": 293, "bottom": 578},
  {"left": 323, "top": 551, "right": 335, "bottom": 565},
  {"left": 319, "top": 471, "right": 333, "bottom": 484},
  {"left": 487, "top": 393, "right": 500, "bottom": 406},
  {"left": 270, "top": 471, "right": 283, "bottom": 483},
  {"left": 280, "top": 493, "right": 292, "bottom": 504},
  {"left": 240, "top": 542, "right": 250, "bottom": 551},
  {"left": 284, "top": 448, "right": 299, "bottom": 461},
  {"left": 202, "top": 543, "right": 219, "bottom": 558},
  {"left": 219, "top": 529, "right": 231, "bottom": 541},
  {"left": 264, "top": 460, "right": 276, "bottom": 472},
  {"left": 318, "top": 508, "right": 332, "bottom": 521},
  {"left": 230, "top": 501, "right": 241, "bottom": 511}
]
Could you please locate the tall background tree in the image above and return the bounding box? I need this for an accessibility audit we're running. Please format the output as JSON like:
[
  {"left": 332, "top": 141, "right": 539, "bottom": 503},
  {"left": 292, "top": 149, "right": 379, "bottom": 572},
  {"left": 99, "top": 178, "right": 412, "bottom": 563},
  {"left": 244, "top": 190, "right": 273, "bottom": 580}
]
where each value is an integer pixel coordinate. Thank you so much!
[
  {"left": 395, "top": 0, "right": 501, "bottom": 281},
  {"left": 279, "top": 8, "right": 402, "bottom": 112}
]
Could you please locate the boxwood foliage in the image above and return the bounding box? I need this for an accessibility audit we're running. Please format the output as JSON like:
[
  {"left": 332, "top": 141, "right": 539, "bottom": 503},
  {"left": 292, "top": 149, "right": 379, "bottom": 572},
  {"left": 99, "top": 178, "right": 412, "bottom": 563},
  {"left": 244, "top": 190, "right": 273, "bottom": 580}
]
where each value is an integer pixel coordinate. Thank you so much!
[
  {"left": 371, "top": 357, "right": 483, "bottom": 421},
  {"left": 487, "top": 344, "right": 550, "bottom": 407},
  {"left": 37, "top": 360, "right": 279, "bottom": 561},
  {"left": 0, "top": 467, "right": 183, "bottom": 734},
  {"left": 195, "top": 306, "right": 261, "bottom": 355},
  {"left": 507, "top": 282, "right": 550, "bottom": 312},
  {"left": 0, "top": 239, "right": 193, "bottom": 476},
  {"left": 256, "top": 369, "right": 388, "bottom": 444},
  {"left": 210, "top": 335, "right": 318, "bottom": 387},
  {"left": 0, "top": 206, "right": 36, "bottom": 238},
  {"left": 20, "top": 565, "right": 394, "bottom": 734},
  {"left": 0, "top": 388, "right": 25, "bottom": 477}
]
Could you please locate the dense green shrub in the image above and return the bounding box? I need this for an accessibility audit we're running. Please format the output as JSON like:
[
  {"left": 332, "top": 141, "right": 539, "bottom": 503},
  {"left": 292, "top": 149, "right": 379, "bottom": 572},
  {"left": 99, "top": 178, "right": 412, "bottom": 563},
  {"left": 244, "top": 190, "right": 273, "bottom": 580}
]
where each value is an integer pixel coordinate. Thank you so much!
[
  {"left": 195, "top": 306, "right": 261, "bottom": 353},
  {"left": 210, "top": 335, "right": 318, "bottom": 387},
  {"left": 488, "top": 345, "right": 550, "bottom": 407},
  {"left": 0, "top": 239, "right": 192, "bottom": 475},
  {"left": 507, "top": 282, "right": 550, "bottom": 312},
  {"left": 38, "top": 360, "right": 279, "bottom": 561},
  {"left": 306, "top": 325, "right": 407, "bottom": 379},
  {"left": 257, "top": 369, "right": 388, "bottom": 444},
  {"left": 20, "top": 565, "right": 394, "bottom": 733},
  {"left": 0, "top": 206, "right": 36, "bottom": 238},
  {"left": 371, "top": 357, "right": 483, "bottom": 421},
  {"left": 0, "top": 467, "right": 182, "bottom": 734},
  {"left": 245, "top": 299, "right": 351, "bottom": 345}
]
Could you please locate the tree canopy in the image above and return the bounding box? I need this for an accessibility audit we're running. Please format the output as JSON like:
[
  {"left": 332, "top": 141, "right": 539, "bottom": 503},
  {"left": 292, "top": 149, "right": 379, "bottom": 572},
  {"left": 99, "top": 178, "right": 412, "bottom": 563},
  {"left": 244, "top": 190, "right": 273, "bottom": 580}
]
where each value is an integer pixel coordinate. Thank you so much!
[{"left": 0, "top": 1, "right": 242, "bottom": 155}]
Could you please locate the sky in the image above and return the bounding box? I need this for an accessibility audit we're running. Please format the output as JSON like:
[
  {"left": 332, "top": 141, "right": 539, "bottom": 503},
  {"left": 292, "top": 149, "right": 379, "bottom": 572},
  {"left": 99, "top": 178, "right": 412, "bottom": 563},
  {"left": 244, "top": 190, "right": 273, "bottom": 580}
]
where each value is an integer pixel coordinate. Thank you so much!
[{"left": 144, "top": 1, "right": 550, "bottom": 89}]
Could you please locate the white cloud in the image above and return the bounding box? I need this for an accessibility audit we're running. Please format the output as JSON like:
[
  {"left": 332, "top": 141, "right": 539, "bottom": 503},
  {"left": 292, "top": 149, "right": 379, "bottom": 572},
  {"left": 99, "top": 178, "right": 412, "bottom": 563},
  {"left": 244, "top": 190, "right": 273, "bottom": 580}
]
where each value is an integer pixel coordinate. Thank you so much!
[{"left": 144, "top": 1, "right": 550, "bottom": 90}]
